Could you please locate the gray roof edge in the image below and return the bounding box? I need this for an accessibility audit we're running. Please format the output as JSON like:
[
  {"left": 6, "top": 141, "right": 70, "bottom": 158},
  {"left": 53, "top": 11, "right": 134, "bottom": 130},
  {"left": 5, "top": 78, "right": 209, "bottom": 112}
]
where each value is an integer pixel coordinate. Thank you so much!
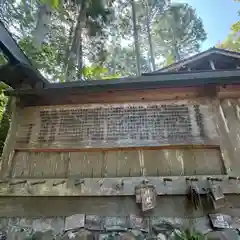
[
  {"left": 46, "top": 69, "right": 240, "bottom": 89},
  {"left": 6, "top": 69, "right": 240, "bottom": 96},
  {"left": 0, "top": 21, "right": 49, "bottom": 88},
  {"left": 145, "top": 48, "right": 240, "bottom": 75}
]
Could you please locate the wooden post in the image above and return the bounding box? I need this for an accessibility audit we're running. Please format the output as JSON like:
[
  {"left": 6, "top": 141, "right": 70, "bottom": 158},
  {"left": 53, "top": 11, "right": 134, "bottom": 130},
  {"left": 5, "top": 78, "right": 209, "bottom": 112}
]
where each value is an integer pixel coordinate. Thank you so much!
[
  {"left": 0, "top": 97, "right": 20, "bottom": 178},
  {"left": 212, "top": 99, "right": 233, "bottom": 175}
]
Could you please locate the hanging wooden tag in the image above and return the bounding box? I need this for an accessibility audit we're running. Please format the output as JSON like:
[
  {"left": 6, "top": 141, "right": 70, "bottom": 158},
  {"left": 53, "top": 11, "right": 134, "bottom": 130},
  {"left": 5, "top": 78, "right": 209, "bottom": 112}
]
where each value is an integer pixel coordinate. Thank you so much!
[
  {"left": 140, "top": 184, "right": 157, "bottom": 212},
  {"left": 210, "top": 184, "right": 225, "bottom": 201},
  {"left": 209, "top": 183, "right": 226, "bottom": 209},
  {"left": 135, "top": 186, "right": 142, "bottom": 203}
]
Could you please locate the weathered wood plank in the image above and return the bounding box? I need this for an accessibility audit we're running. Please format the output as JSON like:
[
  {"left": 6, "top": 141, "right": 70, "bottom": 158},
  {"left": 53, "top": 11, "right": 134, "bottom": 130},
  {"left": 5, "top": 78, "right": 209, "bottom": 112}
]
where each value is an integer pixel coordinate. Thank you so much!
[
  {"left": 211, "top": 100, "right": 233, "bottom": 174},
  {"left": 0, "top": 176, "right": 238, "bottom": 196},
  {"left": 68, "top": 152, "right": 104, "bottom": 178},
  {"left": 143, "top": 149, "right": 223, "bottom": 176},
  {"left": 192, "top": 149, "right": 224, "bottom": 175},
  {"left": 143, "top": 149, "right": 183, "bottom": 176},
  {"left": 31, "top": 152, "right": 69, "bottom": 178},
  {"left": 0, "top": 98, "right": 19, "bottom": 178},
  {"left": 199, "top": 103, "right": 219, "bottom": 144},
  {"left": 14, "top": 100, "right": 218, "bottom": 149},
  {"left": 218, "top": 85, "right": 240, "bottom": 99},
  {"left": 12, "top": 151, "right": 31, "bottom": 178},
  {"left": 12, "top": 152, "right": 69, "bottom": 178},
  {"left": 11, "top": 148, "right": 223, "bottom": 178},
  {"left": 15, "top": 144, "right": 220, "bottom": 152},
  {"left": 220, "top": 99, "right": 240, "bottom": 174},
  {"left": 104, "top": 150, "right": 141, "bottom": 177},
  {"left": 17, "top": 87, "right": 213, "bottom": 106}
]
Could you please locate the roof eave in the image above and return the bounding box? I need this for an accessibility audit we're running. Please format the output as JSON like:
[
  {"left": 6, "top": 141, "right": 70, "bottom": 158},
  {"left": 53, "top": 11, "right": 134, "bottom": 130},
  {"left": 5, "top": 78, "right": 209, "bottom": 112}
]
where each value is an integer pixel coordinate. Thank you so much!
[
  {"left": 6, "top": 69, "right": 240, "bottom": 97},
  {"left": 146, "top": 48, "right": 240, "bottom": 74},
  {"left": 0, "top": 21, "right": 49, "bottom": 88}
]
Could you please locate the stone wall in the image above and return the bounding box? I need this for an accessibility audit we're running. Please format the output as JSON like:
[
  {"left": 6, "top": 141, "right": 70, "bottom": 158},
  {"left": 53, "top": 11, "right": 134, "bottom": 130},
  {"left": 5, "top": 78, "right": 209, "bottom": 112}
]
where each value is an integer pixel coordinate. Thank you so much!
[{"left": 0, "top": 215, "right": 239, "bottom": 239}]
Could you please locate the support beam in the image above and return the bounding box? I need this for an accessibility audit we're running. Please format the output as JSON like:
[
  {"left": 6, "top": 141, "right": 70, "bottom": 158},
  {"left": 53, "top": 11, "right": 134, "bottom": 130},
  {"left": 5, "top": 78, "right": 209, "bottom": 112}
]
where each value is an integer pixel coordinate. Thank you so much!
[
  {"left": 209, "top": 60, "right": 216, "bottom": 70},
  {"left": 14, "top": 145, "right": 220, "bottom": 153},
  {"left": 0, "top": 175, "right": 238, "bottom": 196}
]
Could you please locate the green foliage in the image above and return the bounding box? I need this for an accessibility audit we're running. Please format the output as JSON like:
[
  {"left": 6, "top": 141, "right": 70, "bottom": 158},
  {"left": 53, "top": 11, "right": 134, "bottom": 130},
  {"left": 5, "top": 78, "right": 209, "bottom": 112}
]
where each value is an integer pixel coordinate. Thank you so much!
[
  {"left": 0, "top": 82, "right": 8, "bottom": 122},
  {"left": 218, "top": 0, "right": 240, "bottom": 52},
  {"left": 218, "top": 32, "right": 240, "bottom": 52},
  {"left": 232, "top": 21, "right": 240, "bottom": 32},
  {"left": 153, "top": 3, "right": 206, "bottom": 62},
  {"left": 104, "top": 46, "right": 149, "bottom": 76},
  {"left": 0, "top": 82, "right": 10, "bottom": 156},
  {"left": 164, "top": 53, "right": 175, "bottom": 66},
  {"left": 0, "top": 51, "right": 10, "bottom": 155},
  {"left": 2, "top": 0, "right": 206, "bottom": 81},
  {"left": 0, "top": 98, "right": 11, "bottom": 156},
  {"left": 174, "top": 229, "right": 204, "bottom": 240},
  {"left": 19, "top": 37, "right": 66, "bottom": 81},
  {"left": 0, "top": 53, "right": 8, "bottom": 66},
  {"left": 82, "top": 65, "right": 121, "bottom": 80},
  {"left": 31, "top": 0, "right": 61, "bottom": 9}
]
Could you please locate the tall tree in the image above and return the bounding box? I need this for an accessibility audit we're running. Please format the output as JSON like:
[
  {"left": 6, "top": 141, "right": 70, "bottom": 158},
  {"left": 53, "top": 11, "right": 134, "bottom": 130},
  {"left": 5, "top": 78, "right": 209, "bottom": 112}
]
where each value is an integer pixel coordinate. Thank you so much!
[
  {"left": 152, "top": 3, "right": 206, "bottom": 63},
  {"left": 1, "top": 0, "right": 115, "bottom": 82},
  {"left": 218, "top": 0, "right": 240, "bottom": 52},
  {"left": 65, "top": 0, "right": 113, "bottom": 81},
  {"left": 104, "top": 45, "right": 149, "bottom": 76},
  {"left": 140, "top": 0, "right": 170, "bottom": 71},
  {"left": 32, "top": 3, "right": 53, "bottom": 48},
  {"left": 131, "top": 0, "right": 141, "bottom": 76}
]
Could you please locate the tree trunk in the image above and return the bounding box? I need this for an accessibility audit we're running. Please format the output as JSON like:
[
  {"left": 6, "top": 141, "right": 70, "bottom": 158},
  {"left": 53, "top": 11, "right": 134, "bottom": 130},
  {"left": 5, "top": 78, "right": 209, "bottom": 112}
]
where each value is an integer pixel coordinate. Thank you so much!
[
  {"left": 66, "top": 8, "right": 84, "bottom": 81},
  {"left": 76, "top": 24, "right": 83, "bottom": 80},
  {"left": 145, "top": 2, "right": 156, "bottom": 71},
  {"left": 131, "top": 0, "right": 141, "bottom": 76},
  {"left": 173, "top": 47, "right": 180, "bottom": 61},
  {"left": 111, "top": 46, "right": 117, "bottom": 75},
  {"left": 64, "top": 19, "right": 75, "bottom": 81},
  {"left": 111, "top": 33, "right": 119, "bottom": 75},
  {"left": 32, "top": 3, "right": 52, "bottom": 48},
  {"left": 171, "top": 25, "right": 181, "bottom": 62}
]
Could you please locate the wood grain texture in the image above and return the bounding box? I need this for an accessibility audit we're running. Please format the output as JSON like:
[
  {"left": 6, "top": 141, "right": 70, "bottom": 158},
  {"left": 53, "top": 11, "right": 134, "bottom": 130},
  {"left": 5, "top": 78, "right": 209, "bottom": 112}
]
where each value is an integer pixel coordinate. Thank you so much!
[
  {"left": 104, "top": 150, "right": 141, "bottom": 177},
  {"left": 19, "top": 87, "right": 213, "bottom": 106},
  {"left": 68, "top": 152, "right": 104, "bottom": 178},
  {"left": 7, "top": 84, "right": 240, "bottom": 106},
  {"left": 220, "top": 99, "right": 240, "bottom": 174},
  {"left": 0, "top": 98, "right": 19, "bottom": 178},
  {"left": 0, "top": 175, "right": 238, "bottom": 196},
  {"left": 212, "top": 99, "right": 233, "bottom": 175},
  {"left": 142, "top": 149, "right": 224, "bottom": 176},
  {"left": 14, "top": 100, "right": 219, "bottom": 149},
  {"left": 12, "top": 152, "right": 69, "bottom": 178},
  {"left": 10, "top": 148, "right": 224, "bottom": 179},
  {"left": 199, "top": 104, "right": 219, "bottom": 143}
]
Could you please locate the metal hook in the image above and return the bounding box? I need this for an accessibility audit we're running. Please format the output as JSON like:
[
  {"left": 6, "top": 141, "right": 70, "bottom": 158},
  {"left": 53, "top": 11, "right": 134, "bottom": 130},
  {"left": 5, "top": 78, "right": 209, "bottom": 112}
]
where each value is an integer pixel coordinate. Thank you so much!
[
  {"left": 74, "top": 179, "right": 85, "bottom": 186},
  {"left": 30, "top": 180, "right": 46, "bottom": 186},
  {"left": 9, "top": 180, "right": 27, "bottom": 186},
  {"left": 163, "top": 178, "right": 172, "bottom": 182},
  {"left": 53, "top": 180, "right": 66, "bottom": 186}
]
